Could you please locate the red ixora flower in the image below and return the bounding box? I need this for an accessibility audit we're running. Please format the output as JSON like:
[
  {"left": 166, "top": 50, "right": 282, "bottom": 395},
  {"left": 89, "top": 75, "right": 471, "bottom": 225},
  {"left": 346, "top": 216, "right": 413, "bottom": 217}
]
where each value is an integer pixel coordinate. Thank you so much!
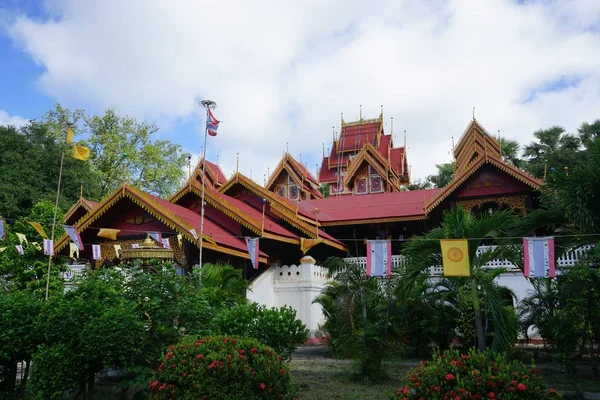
[
  {"left": 260, "top": 382, "right": 266, "bottom": 390},
  {"left": 446, "top": 373, "right": 455, "bottom": 381},
  {"left": 488, "top": 392, "right": 495, "bottom": 399},
  {"left": 518, "top": 383, "right": 526, "bottom": 391}
]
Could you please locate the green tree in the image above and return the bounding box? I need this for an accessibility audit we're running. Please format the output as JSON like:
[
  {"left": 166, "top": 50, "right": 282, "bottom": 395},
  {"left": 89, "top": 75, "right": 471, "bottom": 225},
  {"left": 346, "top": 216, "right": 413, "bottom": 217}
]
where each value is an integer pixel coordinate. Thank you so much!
[
  {"left": 0, "top": 122, "right": 101, "bottom": 220},
  {"left": 314, "top": 258, "right": 399, "bottom": 381},
  {"left": 401, "top": 208, "right": 520, "bottom": 352},
  {"left": 30, "top": 269, "right": 145, "bottom": 400},
  {"left": 577, "top": 119, "right": 600, "bottom": 150},
  {"left": 425, "top": 163, "right": 454, "bottom": 188},
  {"left": 0, "top": 291, "right": 43, "bottom": 400},
  {"left": 523, "top": 126, "right": 581, "bottom": 178},
  {"left": 85, "top": 108, "right": 188, "bottom": 197},
  {"left": 499, "top": 137, "right": 524, "bottom": 169}
]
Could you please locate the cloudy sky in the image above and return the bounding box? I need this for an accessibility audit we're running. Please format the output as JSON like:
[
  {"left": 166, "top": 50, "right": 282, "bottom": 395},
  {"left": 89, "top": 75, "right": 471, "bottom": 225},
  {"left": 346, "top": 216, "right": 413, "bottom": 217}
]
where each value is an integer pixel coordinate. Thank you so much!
[{"left": 1, "top": 0, "right": 599, "bottom": 184}]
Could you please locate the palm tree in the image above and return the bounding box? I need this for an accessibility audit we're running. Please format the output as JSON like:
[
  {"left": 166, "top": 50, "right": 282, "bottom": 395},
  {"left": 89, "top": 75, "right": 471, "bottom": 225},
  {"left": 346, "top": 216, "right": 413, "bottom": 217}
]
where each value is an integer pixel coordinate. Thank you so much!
[
  {"left": 499, "top": 138, "right": 523, "bottom": 169},
  {"left": 192, "top": 263, "right": 249, "bottom": 307},
  {"left": 523, "top": 126, "right": 581, "bottom": 178},
  {"left": 577, "top": 119, "right": 600, "bottom": 150},
  {"left": 313, "top": 257, "right": 399, "bottom": 381},
  {"left": 400, "top": 207, "right": 520, "bottom": 352}
]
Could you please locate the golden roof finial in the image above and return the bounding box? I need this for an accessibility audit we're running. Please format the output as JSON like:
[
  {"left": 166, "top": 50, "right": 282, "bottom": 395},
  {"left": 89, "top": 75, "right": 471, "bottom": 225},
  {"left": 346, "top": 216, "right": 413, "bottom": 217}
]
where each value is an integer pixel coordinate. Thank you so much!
[
  {"left": 341, "top": 112, "right": 344, "bottom": 127},
  {"left": 322, "top": 142, "right": 325, "bottom": 159},
  {"left": 236, "top": 152, "right": 239, "bottom": 174},
  {"left": 267, "top": 167, "right": 270, "bottom": 179},
  {"left": 498, "top": 130, "right": 502, "bottom": 156},
  {"left": 286, "top": 142, "right": 289, "bottom": 154},
  {"left": 404, "top": 129, "right": 407, "bottom": 150},
  {"left": 79, "top": 183, "right": 83, "bottom": 200},
  {"left": 391, "top": 116, "right": 394, "bottom": 135},
  {"left": 359, "top": 105, "right": 363, "bottom": 121},
  {"left": 472, "top": 106, "right": 476, "bottom": 121}
]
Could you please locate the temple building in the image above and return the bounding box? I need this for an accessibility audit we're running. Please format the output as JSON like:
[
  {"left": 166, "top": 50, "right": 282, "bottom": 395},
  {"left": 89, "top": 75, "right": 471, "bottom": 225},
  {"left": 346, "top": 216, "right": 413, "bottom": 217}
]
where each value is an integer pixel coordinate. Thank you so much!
[
  {"left": 318, "top": 110, "right": 410, "bottom": 195},
  {"left": 55, "top": 112, "right": 542, "bottom": 270}
]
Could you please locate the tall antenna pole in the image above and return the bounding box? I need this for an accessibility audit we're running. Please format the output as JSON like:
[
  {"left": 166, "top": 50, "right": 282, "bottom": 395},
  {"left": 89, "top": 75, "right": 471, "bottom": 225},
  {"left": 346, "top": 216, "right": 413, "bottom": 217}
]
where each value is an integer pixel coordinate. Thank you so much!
[{"left": 198, "top": 100, "right": 217, "bottom": 269}]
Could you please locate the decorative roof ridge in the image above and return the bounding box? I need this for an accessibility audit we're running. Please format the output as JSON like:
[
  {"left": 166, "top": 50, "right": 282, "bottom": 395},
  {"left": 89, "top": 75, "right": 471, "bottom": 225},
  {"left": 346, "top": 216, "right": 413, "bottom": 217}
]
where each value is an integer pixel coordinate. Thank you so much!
[
  {"left": 64, "top": 197, "right": 96, "bottom": 223},
  {"left": 286, "top": 153, "right": 320, "bottom": 186},
  {"left": 453, "top": 119, "right": 491, "bottom": 156}
]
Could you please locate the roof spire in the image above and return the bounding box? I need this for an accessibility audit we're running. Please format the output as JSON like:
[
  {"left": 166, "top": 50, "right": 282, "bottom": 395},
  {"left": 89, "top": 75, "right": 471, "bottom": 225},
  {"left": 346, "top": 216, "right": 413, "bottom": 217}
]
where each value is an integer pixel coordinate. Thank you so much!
[
  {"left": 263, "top": 174, "right": 266, "bottom": 186},
  {"left": 404, "top": 129, "right": 407, "bottom": 150},
  {"left": 286, "top": 142, "right": 289, "bottom": 154},
  {"left": 267, "top": 167, "right": 270, "bottom": 179},
  {"left": 472, "top": 106, "right": 476, "bottom": 121},
  {"left": 79, "top": 182, "right": 83, "bottom": 200},
  {"left": 216, "top": 154, "right": 219, "bottom": 166},
  {"left": 391, "top": 116, "right": 394, "bottom": 135},
  {"left": 322, "top": 142, "right": 325, "bottom": 159},
  {"left": 236, "top": 152, "right": 239, "bottom": 174},
  {"left": 498, "top": 129, "right": 502, "bottom": 156},
  {"left": 359, "top": 105, "right": 363, "bottom": 121},
  {"left": 340, "top": 112, "right": 344, "bottom": 127},
  {"left": 380, "top": 104, "right": 383, "bottom": 119}
]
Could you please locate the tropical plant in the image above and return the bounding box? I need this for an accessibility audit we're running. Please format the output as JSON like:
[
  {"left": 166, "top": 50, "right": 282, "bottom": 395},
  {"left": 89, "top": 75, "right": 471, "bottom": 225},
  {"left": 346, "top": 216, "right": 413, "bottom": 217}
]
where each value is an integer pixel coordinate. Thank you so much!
[
  {"left": 192, "top": 263, "right": 249, "bottom": 309},
  {"left": 400, "top": 207, "right": 520, "bottom": 352},
  {"left": 314, "top": 257, "right": 399, "bottom": 381},
  {"left": 393, "top": 348, "right": 561, "bottom": 399},
  {"left": 522, "top": 126, "right": 581, "bottom": 179},
  {"left": 500, "top": 137, "right": 524, "bottom": 169},
  {"left": 149, "top": 336, "right": 298, "bottom": 400},
  {"left": 212, "top": 303, "right": 308, "bottom": 360}
]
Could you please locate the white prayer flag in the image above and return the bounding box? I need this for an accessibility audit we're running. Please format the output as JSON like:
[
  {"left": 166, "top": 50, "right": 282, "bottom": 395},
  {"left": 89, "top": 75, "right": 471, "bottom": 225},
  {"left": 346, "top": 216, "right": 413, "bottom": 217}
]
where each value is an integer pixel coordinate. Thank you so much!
[
  {"left": 15, "top": 245, "right": 24, "bottom": 255},
  {"left": 161, "top": 238, "right": 171, "bottom": 249},
  {"left": 366, "top": 240, "right": 392, "bottom": 277},
  {"left": 245, "top": 237, "right": 260, "bottom": 270},
  {"left": 43, "top": 239, "right": 54, "bottom": 256},
  {"left": 63, "top": 225, "right": 84, "bottom": 251},
  {"left": 149, "top": 232, "right": 162, "bottom": 243},
  {"left": 92, "top": 244, "right": 102, "bottom": 260},
  {"left": 523, "top": 237, "right": 556, "bottom": 279}
]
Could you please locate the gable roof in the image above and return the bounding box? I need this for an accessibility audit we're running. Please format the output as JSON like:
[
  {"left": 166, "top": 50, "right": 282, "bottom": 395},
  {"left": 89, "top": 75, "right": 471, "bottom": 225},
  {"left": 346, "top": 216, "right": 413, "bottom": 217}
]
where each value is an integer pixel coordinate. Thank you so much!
[
  {"left": 170, "top": 180, "right": 300, "bottom": 244},
  {"left": 188, "top": 158, "right": 228, "bottom": 188},
  {"left": 64, "top": 197, "right": 99, "bottom": 225},
  {"left": 266, "top": 153, "right": 322, "bottom": 199},
  {"left": 425, "top": 153, "right": 543, "bottom": 213},
  {"left": 55, "top": 185, "right": 267, "bottom": 263},
  {"left": 343, "top": 142, "right": 402, "bottom": 191},
  {"left": 219, "top": 172, "right": 347, "bottom": 252},
  {"left": 299, "top": 189, "right": 441, "bottom": 226},
  {"left": 453, "top": 120, "right": 502, "bottom": 174},
  {"left": 336, "top": 113, "right": 384, "bottom": 153}
]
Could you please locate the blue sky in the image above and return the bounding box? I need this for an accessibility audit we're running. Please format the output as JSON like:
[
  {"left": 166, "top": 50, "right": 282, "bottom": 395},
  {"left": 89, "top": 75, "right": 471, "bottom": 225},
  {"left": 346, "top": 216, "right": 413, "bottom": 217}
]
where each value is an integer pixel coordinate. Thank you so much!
[{"left": 1, "top": 0, "right": 600, "bottom": 182}]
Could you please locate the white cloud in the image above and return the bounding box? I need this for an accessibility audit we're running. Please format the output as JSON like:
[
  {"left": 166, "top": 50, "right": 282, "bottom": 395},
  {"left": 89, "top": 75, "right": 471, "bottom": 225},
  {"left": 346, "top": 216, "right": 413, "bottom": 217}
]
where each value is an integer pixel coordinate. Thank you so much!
[
  {"left": 0, "top": 109, "right": 28, "bottom": 127},
  {"left": 6, "top": 0, "right": 600, "bottom": 182}
]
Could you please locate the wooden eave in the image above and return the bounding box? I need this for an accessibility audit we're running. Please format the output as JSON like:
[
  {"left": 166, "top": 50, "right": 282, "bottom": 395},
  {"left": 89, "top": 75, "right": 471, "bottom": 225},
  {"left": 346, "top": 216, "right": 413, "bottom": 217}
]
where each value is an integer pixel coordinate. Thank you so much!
[
  {"left": 425, "top": 154, "right": 542, "bottom": 214},
  {"left": 320, "top": 214, "right": 428, "bottom": 227},
  {"left": 63, "top": 199, "right": 93, "bottom": 225}
]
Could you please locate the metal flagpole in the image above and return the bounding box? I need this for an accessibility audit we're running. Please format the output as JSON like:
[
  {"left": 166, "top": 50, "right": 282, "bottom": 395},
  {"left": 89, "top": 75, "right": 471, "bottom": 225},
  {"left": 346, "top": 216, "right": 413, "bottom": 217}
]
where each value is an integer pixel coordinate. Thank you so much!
[
  {"left": 45, "top": 122, "right": 70, "bottom": 300},
  {"left": 198, "top": 100, "right": 216, "bottom": 268}
]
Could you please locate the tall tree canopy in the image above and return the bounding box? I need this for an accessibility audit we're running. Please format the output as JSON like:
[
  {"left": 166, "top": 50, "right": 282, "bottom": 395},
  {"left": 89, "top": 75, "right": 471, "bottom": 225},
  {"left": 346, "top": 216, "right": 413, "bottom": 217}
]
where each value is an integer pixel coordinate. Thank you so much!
[
  {"left": 0, "top": 123, "right": 101, "bottom": 220},
  {"left": 499, "top": 138, "right": 523, "bottom": 169},
  {"left": 522, "top": 126, "right": 581, "bottom": 178},
  {"left": 86, "top": 108, "right": 188, "bottom": 197}
]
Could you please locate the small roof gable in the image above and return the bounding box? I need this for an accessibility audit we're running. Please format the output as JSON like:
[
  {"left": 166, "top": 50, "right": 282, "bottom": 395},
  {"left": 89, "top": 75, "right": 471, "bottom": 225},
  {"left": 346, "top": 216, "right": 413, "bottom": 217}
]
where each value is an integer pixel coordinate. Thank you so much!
[
  {"left": 64, "top": 197, "right": 99, "bottom": 225},
  {"left": 220, "top": 173, "right": 347, "bottom": 252},
  {"left": 425, "top": 153, "right": 543, "bottom": 213},
  {"left": 453, "top": 120, "right": 502, "bottom": 174},
  {"left": 266, "top": 153, "right": 322, "bottom": 199},
  {"left": 188, "top": 158, "right": 228, "bottom": 188},
  {"left": 343, "top": 143, "right": 401, "bottom": 191}
]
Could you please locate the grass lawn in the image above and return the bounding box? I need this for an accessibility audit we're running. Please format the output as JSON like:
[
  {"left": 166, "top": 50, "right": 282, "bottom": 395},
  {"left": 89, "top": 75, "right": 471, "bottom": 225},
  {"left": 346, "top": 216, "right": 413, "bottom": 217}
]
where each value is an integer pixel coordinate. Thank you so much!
[{"left": 290, "top": 355, "right": 600, "bottom": 399}]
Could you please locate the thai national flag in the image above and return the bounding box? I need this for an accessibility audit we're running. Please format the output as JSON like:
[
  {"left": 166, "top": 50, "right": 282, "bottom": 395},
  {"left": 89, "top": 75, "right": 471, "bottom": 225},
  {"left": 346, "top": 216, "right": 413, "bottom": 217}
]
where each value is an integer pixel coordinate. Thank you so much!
[{"left": 207, "top": 109, "right": 220, "bottom": 137}]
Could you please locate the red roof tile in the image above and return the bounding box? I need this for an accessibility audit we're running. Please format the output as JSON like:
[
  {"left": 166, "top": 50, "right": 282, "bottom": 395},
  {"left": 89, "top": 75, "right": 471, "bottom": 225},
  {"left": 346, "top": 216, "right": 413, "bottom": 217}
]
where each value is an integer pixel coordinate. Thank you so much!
[
  {"left": 337, "top": 122, "right": 381, "bottom": 152},
  {"left": 300, "top": 189, "right": 442, "bottom": 224}
]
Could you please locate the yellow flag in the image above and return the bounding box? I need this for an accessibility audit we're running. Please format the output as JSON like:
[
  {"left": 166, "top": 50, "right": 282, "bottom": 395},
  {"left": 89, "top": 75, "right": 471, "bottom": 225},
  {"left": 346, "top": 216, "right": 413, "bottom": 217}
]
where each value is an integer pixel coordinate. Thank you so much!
[
  {"left": 31, "top": 242, "right": 42, "bottom": 251},
  {"left": 69, "top": 242, "right": 80, "bottom": 259},
  {"left": 27, "top": 221, "right": 48, "bottom": 238},
  {"left": 0, "top": 247, "right": 5, "bottom": 253},
  {"left": 440, "top": 239, "right": 470, "bottom": 276},
  {"left": 16, "top": 233, "right": 28, "bottom": 245},
  {"left": 73, "top": 144, "right": 90, "bottom": 161},
  {"left": 98, "top": 228, "right": 120, "bottom": 240},
  {"left": 300, "top": 238, "right": 324, "bottom": 254},
  {"left": 66, "top": 127, "right": 74, "bottom": 144}
]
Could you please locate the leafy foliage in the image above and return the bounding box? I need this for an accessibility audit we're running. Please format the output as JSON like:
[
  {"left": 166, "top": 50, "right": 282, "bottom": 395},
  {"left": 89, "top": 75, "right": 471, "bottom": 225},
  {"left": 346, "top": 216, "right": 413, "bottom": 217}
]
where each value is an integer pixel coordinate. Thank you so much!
[
  {"left": 213, "top": 303, "right": 308, "bottom": 360},
  {"left": 149, "top": 336, "right": 298, "bottom": 400},
  {"left": 86, "top": 108, "right": 188, "bottom": 197},
  {"left": 314, "top": 257, "right": 400, "bottom": 381},
  {"left": 393, "top": 348, "right": 561, "bottom": 399},
  {"left": 523, "top": 125, "right": 581, "bottom": 179}
]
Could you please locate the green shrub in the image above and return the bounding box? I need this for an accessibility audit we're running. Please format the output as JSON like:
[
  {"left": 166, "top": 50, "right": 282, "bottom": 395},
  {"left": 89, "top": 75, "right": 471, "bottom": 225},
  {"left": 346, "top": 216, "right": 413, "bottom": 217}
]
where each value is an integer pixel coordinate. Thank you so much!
[
  {"left": 149, "top": 335, "right": 298, "bottom": 400},
  {"left": 393, "top": 348, "right": 561, "bottom": 400},
  {"left": 213, "top": 303, "right": 308, "bottom": 360}
]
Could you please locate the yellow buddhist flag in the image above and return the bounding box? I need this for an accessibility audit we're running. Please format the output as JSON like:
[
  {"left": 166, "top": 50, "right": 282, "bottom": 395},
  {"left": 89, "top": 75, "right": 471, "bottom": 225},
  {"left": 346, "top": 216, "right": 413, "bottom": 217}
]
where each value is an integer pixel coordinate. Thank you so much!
[
  {"left": 69, "top": 242, "right": 80, "bottom": 259},
  {"left": 97, "top": 228, "right": 120, "bottom": 240},
  {"left": 16, "top": 233, "right": 28, "bottom": 245},
  {"left": 66, "top": 127, "right": 74, "bottom": 144},
  {"left": 27, "top": 221, "right": 48, "bottom": 238},
  {"left": 440, "top": 239, "right": 470, "bottom": 276},
  {"left": 300, "top": 238, "right": 324, "bottom": 254},
  {"left": 73, "top": 144, "right": 90, "bottom": 161}
]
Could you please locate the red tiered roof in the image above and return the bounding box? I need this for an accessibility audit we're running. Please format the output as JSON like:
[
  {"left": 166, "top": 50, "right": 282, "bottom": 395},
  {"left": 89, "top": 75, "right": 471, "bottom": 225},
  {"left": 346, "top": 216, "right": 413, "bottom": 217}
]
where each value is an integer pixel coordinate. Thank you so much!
[
  {"left": 337, "top": 122, "right": 382, "bottom": 152},
  {"left": 300, "top": 189, "right": 441, "bottom": 226}
]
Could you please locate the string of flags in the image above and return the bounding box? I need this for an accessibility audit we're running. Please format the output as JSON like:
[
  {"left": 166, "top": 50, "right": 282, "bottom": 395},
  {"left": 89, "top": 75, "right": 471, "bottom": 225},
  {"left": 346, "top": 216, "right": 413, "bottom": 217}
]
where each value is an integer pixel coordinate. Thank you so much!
[{"left": 245, "top": 237, "right": 259, "bottom": 270}]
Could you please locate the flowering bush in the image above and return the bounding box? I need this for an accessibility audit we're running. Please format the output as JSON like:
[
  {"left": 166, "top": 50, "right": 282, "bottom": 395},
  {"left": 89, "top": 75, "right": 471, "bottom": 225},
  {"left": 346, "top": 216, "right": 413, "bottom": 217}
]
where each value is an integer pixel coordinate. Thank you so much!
[
  {"left": 393, "top": 348, "right": 561, "bottom": 400},
  {"left": 149, "top": 335, "right": 298, "bottom": 400}
]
